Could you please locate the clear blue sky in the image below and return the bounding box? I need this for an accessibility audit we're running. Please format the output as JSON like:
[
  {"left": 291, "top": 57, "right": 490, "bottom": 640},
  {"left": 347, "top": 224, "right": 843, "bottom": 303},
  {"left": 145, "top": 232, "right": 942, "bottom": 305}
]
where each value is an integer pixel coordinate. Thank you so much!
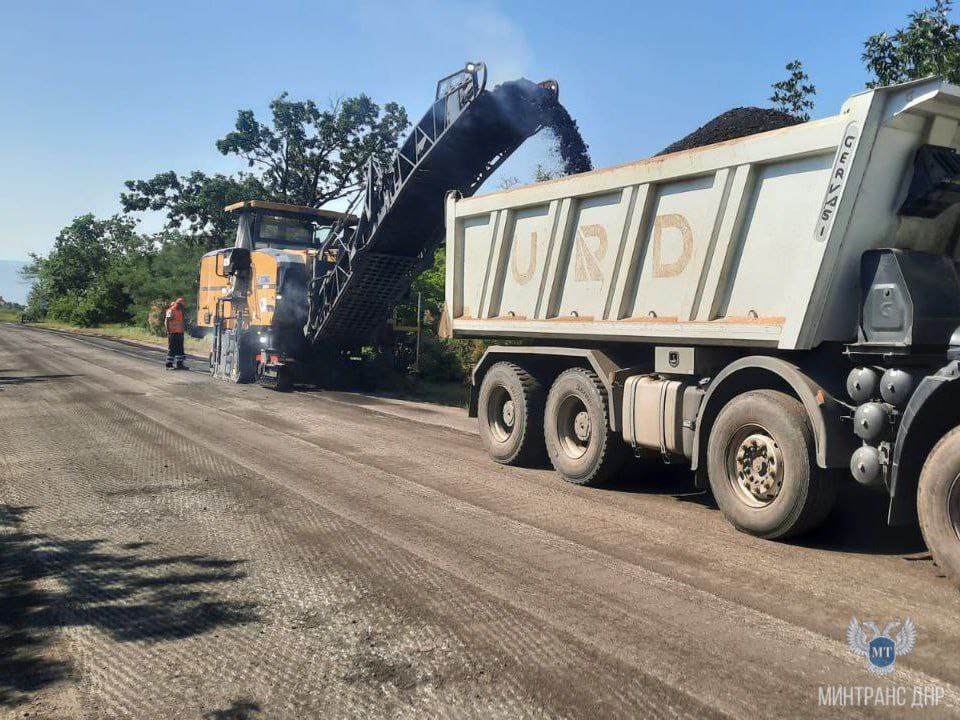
[{"left": 0, "top": 0, "right": 930, "bottom": 261}]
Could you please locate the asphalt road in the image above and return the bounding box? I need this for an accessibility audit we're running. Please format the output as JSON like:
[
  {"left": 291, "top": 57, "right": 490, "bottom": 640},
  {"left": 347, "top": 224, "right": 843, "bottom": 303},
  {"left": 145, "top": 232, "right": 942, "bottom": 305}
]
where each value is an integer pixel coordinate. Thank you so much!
[{"left": 2, "top": 323, "right": 959, "bottom": 720}]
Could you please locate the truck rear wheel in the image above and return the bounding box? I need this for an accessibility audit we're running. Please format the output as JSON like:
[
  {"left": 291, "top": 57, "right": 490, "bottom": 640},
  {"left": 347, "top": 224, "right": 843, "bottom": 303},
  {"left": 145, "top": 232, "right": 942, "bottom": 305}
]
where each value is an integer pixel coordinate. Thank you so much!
[
  {"left": 478, "top": 362, "right": 545, "bottom": 466},
  {"left": 707, "top": 390, "right": 835, "bottom": 539},
  {"left": 918, "top": 426, "right": 960, "bottom": 588},
  {"left": 544, "top": 367, "right": 625, "bottom": 486}
]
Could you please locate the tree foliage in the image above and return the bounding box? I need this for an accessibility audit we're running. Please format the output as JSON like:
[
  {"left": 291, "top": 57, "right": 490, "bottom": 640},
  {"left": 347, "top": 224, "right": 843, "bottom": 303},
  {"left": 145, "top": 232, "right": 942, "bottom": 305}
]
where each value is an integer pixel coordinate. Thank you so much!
[
  {"left": 215, "top": 92, "right": 409, "bottom": 207},
  {"left": 120, "top": 234, "right": 209, "bottom": 326},
  {"left": 863, "top": 0, "right": 960, "bottom": 86},
  {"left": 120, "top": 171, "right": 267, "bottom": 249},
  {"left": 498, "top": 163, "right": 561, "bottom": 190},
  {"left": 23, "top": 214, "right": 145, "bottom": 326},
  {"left": 23, "top": 215, "right": 142, "bottom": 298},
  {"left": 22, "top": 215, "right": 208, "bottom": 328},
  {"left": 770, "top": 60, "right": 816, "bottom": 120}
]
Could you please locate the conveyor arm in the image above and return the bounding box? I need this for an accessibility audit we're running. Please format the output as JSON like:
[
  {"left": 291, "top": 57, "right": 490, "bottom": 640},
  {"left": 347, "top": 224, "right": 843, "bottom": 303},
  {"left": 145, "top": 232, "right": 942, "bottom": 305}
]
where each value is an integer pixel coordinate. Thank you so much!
[{"left": 306, "top": 62, "right": 558, "bottom": 344}]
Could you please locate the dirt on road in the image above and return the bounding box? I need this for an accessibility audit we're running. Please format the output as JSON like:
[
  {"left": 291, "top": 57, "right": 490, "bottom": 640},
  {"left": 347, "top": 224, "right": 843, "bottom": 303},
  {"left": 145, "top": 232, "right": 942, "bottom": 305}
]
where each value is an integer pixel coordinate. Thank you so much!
[{"left": 1, "top": 324, "right": 959, "bottom": 719}]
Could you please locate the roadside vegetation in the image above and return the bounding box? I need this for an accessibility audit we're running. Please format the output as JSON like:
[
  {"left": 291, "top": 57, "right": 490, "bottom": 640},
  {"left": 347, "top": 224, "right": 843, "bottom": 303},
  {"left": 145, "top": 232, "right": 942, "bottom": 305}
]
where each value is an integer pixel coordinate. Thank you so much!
[
  {"left": 19, "top": 0, "right": 959, "bottom": 387},
  {"left": 0, "top": 301, "right": 25, "bottom": 323},
  {"left": 28, "top": 320, "right": 209, "bottom": 355}
]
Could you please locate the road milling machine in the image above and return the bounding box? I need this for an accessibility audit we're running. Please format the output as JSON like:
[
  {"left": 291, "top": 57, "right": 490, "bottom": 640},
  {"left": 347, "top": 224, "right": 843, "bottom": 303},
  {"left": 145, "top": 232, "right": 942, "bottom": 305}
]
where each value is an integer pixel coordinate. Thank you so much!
[
  {"left": 196, "top": 62, "right": 563, "bottom": 390},
  {"left": 196, "top": 200, "right": 356, "bottom": 390}
]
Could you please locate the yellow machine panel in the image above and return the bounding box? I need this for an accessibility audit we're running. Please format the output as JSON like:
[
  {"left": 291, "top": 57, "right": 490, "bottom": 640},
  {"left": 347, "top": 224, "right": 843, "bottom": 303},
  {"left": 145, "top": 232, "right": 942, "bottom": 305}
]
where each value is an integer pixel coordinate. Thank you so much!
[
  {"left": 198, "top": 250, "right": 309, "bottom": 330},
  {"left": 248, "top": 252, "right": 278, "bottom": 327},
  {"left": 197, "top": 252, "right": 230, "bottom": 328}
]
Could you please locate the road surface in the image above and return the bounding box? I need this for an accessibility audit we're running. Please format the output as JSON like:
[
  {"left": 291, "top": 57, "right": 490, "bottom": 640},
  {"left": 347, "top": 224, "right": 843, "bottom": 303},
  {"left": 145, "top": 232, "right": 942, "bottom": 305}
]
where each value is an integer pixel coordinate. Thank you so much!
[{"left": 1, "top": 323, "right": 959, "bottom": 719}]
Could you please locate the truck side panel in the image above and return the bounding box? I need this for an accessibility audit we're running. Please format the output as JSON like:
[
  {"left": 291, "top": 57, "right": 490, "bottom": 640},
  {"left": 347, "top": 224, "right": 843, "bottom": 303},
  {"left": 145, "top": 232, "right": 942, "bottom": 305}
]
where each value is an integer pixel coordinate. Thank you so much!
[
  {"left": 448, "top": 79, "right": 960, "bottom": 351},
  {"left": 448, "top": 115, "right": 847, "bottom": 349}
]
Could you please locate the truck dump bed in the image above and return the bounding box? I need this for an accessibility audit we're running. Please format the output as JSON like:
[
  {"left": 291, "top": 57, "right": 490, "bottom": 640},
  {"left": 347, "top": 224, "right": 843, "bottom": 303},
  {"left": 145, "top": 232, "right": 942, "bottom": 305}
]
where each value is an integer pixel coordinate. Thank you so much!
[{"left": 445, "top": 78, "right": 960, "bottom": 351}]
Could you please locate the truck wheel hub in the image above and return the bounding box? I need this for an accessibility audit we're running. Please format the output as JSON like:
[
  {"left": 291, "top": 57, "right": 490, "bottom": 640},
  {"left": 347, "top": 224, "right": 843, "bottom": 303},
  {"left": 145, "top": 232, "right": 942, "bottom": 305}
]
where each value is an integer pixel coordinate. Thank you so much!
[
  {"left": 486, "top": 386, "right": 516, "bottom": 443},
  {"left": 556, "top": 395, "right": 591, "bottom": 459},
  {"left": 574, "top": 411, "right": 591, "bottom": 441},
  {"left": 501, "top": 400, "right": 515, "bottom": 428},
  {"left": 732, "top": 432, "right": 783, "bottom": 505}
]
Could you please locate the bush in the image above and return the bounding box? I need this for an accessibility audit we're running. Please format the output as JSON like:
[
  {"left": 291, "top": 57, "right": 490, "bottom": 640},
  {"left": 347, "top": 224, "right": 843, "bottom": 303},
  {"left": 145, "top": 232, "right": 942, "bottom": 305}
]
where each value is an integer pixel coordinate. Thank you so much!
[{"left": 415, "top": 334, "right": 466, "bottom": 382}]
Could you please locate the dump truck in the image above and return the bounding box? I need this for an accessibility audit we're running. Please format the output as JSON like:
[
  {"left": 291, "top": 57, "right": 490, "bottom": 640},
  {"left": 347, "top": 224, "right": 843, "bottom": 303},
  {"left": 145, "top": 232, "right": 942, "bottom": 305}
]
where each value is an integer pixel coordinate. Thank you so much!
[
  {"left": 446, "top": 77, "right": 960, "bottom": 586},
  {"left": 199, "top": 63, "right": 960, "bottom": 586}
]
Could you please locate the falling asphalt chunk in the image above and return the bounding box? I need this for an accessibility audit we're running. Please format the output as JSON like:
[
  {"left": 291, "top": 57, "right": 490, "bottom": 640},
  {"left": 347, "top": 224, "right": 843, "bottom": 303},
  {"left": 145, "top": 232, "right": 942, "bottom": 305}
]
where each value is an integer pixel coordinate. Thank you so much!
[
  {"left": 540, "top": 101, "right": 593, "bottom": 175},
  {"left": 486, "top": 79, "right": 593, "bottom": 177},
  {"left": 657, "top": 107, "right": 803, "bottom": 156}
]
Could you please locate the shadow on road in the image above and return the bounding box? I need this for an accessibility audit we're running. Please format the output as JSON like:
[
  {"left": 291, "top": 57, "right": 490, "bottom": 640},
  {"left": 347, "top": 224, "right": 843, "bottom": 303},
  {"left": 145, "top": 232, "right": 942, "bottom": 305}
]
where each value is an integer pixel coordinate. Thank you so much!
[
  {"left": 203, "top": 698, "right": 263, "bottom": 720},
  {"left": 798, "top": 482, "right": 927, "bottom": 556},
  {"left": 0, "top": 504, "right": 258, "bottom": 709},
  {"left": 0, "top": 373, "right": 77, "bottom": 386},
  {"left": 607, "top": 461, "right": 926, "bottom": 557},
  {"left": 610, "top": 460, "right": 718, "bottom": 510}
]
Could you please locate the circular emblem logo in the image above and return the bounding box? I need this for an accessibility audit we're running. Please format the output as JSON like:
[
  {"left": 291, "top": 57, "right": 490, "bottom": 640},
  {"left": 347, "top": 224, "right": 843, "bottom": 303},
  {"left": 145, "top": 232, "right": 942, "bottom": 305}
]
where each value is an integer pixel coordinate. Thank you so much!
[{"left": 869, "top": 636, "right": 896, "bottom": 669}]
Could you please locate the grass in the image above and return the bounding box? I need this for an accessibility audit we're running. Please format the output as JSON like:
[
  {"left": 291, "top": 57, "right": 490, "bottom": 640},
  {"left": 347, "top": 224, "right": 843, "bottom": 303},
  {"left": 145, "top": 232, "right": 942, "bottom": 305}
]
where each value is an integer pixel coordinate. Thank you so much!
[
  {"left": 24, "top": 320, "right": 210, "bottom": 355},
  {"left": 0, "top": 308, "right": 24, "bottom": 322}
]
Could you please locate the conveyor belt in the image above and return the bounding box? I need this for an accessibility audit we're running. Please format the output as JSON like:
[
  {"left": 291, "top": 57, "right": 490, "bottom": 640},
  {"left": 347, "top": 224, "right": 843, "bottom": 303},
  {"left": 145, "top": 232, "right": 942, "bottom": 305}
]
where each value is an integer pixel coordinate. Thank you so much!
[{"left": 306, "top": 62, "right": 557, "bottom": 344}]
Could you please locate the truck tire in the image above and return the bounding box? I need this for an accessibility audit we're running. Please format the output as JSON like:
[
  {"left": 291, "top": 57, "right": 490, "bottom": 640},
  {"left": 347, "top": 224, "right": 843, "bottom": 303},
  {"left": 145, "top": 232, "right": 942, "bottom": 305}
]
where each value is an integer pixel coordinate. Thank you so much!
[
  {"left": 544, "top": 367, "right": 625, "bottom": 486},
  {"left": 707, "top": 390, "right": 835, "bottom": 539},
  {"left": 478, "top": 362, "right": 545, "bottom": 466},
  {"left": 918, "top": 426, "right": 960, "bottom": 588}
]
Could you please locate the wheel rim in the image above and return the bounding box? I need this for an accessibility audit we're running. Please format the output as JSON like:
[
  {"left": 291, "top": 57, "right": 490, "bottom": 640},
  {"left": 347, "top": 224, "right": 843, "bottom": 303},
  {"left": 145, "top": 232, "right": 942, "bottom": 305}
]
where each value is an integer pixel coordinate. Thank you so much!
[
  {"left": 556, "top": 394, "right": 591, "bottom": 460},
  {"left": 949, "top": 474, "right": 960, "bottom": 542},
  {"left": 725, "top": 424, "right": 784, "bottom": 508},
  {"left": 486, "top": 385, "right": 516, "bottom": 443}
]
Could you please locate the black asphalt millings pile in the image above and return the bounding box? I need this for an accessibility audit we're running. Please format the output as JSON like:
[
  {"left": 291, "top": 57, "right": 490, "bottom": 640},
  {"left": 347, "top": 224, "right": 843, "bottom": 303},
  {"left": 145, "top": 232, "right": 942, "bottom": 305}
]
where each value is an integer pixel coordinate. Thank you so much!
[{"left": 656, "top": 107, "right": 803, "bottom": 156}]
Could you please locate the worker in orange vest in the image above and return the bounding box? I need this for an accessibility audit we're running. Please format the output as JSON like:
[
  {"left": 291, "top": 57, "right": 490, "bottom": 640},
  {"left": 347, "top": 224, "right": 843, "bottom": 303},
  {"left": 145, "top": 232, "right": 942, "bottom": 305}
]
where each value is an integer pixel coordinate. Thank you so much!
[{"left": 164, "top": 297, "right": 188, "bottom": 370}]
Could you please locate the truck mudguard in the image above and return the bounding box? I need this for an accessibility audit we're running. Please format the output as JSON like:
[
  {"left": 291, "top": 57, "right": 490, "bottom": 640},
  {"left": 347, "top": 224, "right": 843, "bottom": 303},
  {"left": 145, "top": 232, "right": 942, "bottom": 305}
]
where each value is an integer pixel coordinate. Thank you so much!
[
  {"left": 888, "top": 361, "right": 960, "bottom": 525},
  {"left": 690, "top": 356, "right": 854, "bottom": 473}
]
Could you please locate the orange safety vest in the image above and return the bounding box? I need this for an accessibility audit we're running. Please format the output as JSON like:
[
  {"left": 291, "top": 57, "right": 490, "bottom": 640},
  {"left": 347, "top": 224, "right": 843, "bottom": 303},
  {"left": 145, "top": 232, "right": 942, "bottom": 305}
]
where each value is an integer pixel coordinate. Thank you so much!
[{"left": 165, "top": 303, "right": 185, "bottom": 334}]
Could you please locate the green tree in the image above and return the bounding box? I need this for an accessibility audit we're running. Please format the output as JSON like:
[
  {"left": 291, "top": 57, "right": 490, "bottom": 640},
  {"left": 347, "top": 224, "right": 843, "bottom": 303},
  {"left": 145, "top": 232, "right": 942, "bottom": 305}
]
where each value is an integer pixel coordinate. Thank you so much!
[
  {"left": 120, "top": 171, "right": 267, "bottom": 249},
  {"left": 118, "top": 233, "right": 209, "bottom": 328},
  {"left": 410, "top": 247, "right": 446, "bottom": 321},
  {"left": 863, "top": 0, "right": 960, "bottom": 86},
  {"left": 533, "top": 163, "right": 561, "bottom": 182},
  {"left": 770, "top": 60, "right": 817, "bottom": 120},
  {"left": 23, "top": 214, "right": 146, "bottom": 325},
  {"left": 33, "top": 86, "right": 413, "bottom": 333},
  {"left": 23, "top": 214, "right": 142, "bottom": 299},
  {"left": 498, "top": 163, "right": 562, "bottom": 190},
  {"left": 215, "top": 93, "right": 409, "bottom": 207}
]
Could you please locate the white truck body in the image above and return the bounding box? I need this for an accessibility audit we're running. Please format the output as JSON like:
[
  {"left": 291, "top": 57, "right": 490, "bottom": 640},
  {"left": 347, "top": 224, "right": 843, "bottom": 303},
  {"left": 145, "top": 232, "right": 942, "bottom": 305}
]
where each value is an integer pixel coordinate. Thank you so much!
[{"left": 445, "top": 77, "right": 960, "bottom": 350}]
